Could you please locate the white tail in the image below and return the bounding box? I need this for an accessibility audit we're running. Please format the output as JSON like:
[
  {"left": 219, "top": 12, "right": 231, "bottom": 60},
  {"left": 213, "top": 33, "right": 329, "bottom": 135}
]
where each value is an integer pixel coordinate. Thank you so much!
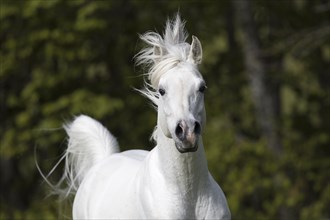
[{"left": 62, "top": 115, "right": 119, "bottom": 196}]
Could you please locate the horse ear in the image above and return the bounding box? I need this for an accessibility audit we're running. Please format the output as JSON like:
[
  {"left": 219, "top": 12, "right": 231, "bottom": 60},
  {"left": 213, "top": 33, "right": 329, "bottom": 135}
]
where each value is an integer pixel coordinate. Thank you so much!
[
  {"left": 153, "top": 46, "right": 163, "bottom": 63},
  {"left": 188, "top": 35, "right": 202, "bottom": 65}
]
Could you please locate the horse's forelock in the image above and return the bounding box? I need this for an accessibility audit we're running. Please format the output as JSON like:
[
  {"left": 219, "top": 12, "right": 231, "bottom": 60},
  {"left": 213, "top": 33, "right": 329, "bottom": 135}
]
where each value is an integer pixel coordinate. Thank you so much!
[{"left": 136, "top": 14, "right": 190, "bottom": 89}]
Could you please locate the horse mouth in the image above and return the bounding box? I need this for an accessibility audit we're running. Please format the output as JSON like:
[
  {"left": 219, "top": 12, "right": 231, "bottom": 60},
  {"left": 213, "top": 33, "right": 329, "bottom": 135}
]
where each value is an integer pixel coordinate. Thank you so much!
[{"left": 175, "top": 142, "right": 198, "bottom": 153}]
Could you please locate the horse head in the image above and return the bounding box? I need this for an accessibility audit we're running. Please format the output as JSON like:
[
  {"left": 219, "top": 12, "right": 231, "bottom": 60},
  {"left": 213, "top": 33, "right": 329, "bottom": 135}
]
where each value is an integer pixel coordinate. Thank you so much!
[{"left": 137, "top": 15, "right": 206, "bottom": 153}]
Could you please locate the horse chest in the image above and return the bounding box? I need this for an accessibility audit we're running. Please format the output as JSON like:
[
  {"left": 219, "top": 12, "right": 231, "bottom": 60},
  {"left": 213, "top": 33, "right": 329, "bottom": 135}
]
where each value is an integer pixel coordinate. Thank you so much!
[{"left": 139, "top": 174, "right": 210, "bottom": 218}]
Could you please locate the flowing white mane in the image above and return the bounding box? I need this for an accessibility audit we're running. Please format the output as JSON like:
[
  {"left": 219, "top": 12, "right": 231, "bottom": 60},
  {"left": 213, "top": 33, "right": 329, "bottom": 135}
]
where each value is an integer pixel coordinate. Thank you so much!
[{"left": 135, "top": 14, "right": 192, "bottom": 105}]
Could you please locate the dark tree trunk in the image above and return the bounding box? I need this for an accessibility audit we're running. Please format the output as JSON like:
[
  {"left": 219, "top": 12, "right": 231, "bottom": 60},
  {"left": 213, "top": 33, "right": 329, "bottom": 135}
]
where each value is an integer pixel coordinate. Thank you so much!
[{"left": 233, "top": 0, "right": 282, "bottom": 156}]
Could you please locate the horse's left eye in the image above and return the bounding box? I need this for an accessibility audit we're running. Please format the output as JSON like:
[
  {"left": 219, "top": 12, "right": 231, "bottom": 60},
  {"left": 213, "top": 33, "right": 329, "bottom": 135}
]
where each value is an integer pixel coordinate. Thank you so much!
[
  {"left": 198, "top": 84, "right": 207, "bottom": 93},
  {"left": 159, "top": 88, "right": 166, "bottom": 96}
]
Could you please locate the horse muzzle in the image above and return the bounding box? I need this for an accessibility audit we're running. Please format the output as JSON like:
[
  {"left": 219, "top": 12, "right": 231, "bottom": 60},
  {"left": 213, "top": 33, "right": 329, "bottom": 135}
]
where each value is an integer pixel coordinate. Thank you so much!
[
  {"left": 175, "top": 140, "right": 198, "bottom": 153},
  {"left": 174, "top": 120, "right": 200, "bottom": 153}
]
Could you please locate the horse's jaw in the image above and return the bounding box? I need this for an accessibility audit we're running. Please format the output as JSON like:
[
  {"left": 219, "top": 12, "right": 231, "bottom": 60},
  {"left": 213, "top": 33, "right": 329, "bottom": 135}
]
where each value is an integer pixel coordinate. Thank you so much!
[{"left": 175, "top": 138, "right": 199, "bottom": 153}]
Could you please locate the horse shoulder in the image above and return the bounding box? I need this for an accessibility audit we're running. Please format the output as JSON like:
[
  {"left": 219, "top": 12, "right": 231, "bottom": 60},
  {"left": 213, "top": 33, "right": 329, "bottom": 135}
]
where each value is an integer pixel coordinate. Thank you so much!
[
  {"left": 73, "top": 150, "right": 149, "bottom": 219},
  {"left": 134, "top": 149, "right": 175, "bottom": 218},
  {"left": 203, "top": 174, "right": 231, "bottom": 219}
]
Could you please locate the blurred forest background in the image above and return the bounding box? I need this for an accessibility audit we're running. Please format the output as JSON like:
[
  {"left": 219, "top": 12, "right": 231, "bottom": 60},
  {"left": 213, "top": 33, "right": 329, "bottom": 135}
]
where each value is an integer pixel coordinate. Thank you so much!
[{"left": 0, "top": 0, "right": 329, "bottom": 219}]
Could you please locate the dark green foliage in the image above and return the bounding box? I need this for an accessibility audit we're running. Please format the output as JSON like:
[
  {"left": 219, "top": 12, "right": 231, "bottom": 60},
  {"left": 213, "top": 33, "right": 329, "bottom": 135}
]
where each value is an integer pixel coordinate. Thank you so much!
[{"left": 0, "top": 0, "right": 329, "bottom": 219}]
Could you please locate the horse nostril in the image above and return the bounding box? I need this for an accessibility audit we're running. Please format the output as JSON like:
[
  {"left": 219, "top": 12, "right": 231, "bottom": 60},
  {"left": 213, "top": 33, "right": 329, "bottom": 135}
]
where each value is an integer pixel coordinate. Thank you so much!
[
  {"left": 194, "top": 121, "right": 201, "bottom": 134},
  {"left": 175, "top": 122, "right": 184, "bottom": 141}
]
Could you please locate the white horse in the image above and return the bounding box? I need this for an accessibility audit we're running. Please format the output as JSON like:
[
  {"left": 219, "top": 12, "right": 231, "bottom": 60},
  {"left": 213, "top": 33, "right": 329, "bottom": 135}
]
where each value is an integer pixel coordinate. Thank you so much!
[{"left": 60, "top": 14, "right": 230, "bottom": 219}]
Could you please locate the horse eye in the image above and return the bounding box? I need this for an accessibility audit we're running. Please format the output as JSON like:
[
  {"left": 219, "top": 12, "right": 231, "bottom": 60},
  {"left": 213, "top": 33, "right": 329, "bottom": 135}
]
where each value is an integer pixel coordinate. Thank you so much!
[
  {"left": 198, "top": 84, "right": 207, "bottom": 93},
  {"left": 159, "top": 88, "right": 166, "bottom": 96}
]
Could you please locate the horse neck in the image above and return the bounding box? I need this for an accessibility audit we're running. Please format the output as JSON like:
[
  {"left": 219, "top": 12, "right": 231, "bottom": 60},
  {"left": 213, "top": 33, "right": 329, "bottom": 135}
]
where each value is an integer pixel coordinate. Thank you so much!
[{"left": 154, "top": 121, "right": 209, "bottom": 193}]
